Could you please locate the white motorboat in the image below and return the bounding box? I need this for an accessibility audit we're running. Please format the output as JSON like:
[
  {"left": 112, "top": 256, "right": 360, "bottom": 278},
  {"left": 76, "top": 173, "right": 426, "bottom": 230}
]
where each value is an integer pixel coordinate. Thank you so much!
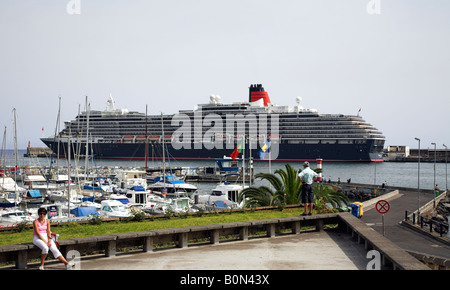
[
  {"left": 109, "top": 193, "right": 131, "bottom": 206},
  {"left": 148, "top": 175, "right": 197, "bottom": 197},
  {"left": 0, "top": 177, "right": 26, "bottom": 193},
  {"left": 81, "top": 179, "right": 115, "bottom": 193},
  {"left": 98, "top": 199, "right": 132, "bottom": 218},
  {"left": 168, "top": 197, "right": 196, "bottom": 213},
  {"left": 113, "top": 185, "right": 154, "bottom": 208},
  {"left": 23, "top": 174, "right": 58, "bottom": 194},
  {"left": 46, "top": 188, "right": 82, "bottom": 203},
  {"left": 0, "top": 192, "right": 21, "bottom": 206},
  {"left": 115, "top": 168, "right": 147, "bottom": 189},
  {"left": 0, "top": 208, "right": 34, "bottom": 224},
  {"left": 193, "top": 174, "right": 247, "bottom": 209}
]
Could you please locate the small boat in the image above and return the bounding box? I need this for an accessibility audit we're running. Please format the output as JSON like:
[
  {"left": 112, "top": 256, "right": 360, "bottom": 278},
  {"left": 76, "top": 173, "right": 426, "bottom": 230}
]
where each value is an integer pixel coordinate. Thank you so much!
[
  {"left": 115, "top": 185, "right": 153, "bottom": 207},
  {"left": 98, "top": 199, "right": 132, "bottom": 218},
  {"left": 168, "top": 197, "right": 196, "bottom": 213},
  {"left": 115, "top": 168, "right": 147, "bottom": 189},
  {"left": 23, "top": 174, "right": 57, "bottom": 194},
  {"left": 70, "top": 206, "right": 100, "bottom": 218},
  {"left": 192, "top": 174, "right": 247, "bottom": 209},
  {"left": 46, "top": 188, "right": 82, "bottom": 203},
  {"left": 21, "top": 190, "right": 45, "bottom": 204},
  {"left": 109, "top": 193, "right": 131, "bottom": 206},
  {"left": 0, "top": 177, "right": 26, "bottom": 193},
  {"left": 148, "top": 175, "right": 197, "bottom": 197},
  {"left": 143, "top": 196, "right": 196, "bottom": 215},
  {"left": 0, "top": 208, "right": 34, "bottom": 224},
  {"left": 0, "top": 192, "right": 21, "bottom": 207},
  {"left": 81, "top": 179, "right": 115, "bottom": 193}
]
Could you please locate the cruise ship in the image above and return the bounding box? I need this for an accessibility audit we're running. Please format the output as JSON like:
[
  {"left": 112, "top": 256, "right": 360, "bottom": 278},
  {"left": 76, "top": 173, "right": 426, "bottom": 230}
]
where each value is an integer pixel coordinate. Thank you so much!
[{"left": 41, "top": 84, "right": 385, "bottom": 162}]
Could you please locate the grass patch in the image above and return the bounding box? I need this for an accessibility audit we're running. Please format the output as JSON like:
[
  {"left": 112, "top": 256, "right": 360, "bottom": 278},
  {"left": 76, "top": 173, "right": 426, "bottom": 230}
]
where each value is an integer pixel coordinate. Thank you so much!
[{"left": 0, "top": 207, "right": 328, "bottom": 246}]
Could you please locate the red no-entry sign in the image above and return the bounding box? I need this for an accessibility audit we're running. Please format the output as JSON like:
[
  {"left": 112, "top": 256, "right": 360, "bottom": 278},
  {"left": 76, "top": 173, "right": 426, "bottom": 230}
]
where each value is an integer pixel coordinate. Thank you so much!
[{"left": 376, "top": 200, "right": 390, "bottom": 214}]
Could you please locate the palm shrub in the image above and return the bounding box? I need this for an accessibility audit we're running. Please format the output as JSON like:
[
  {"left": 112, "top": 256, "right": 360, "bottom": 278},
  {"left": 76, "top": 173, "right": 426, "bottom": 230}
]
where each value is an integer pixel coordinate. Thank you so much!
[
  {"left": 239, "top": 164, "right": 315, "bottom": 207},
  {"left": 239, "top": 163, "right": 347, "bottom": 210},
  {"left": 313, "top": 184, "right": 349, "bottom": 211}
]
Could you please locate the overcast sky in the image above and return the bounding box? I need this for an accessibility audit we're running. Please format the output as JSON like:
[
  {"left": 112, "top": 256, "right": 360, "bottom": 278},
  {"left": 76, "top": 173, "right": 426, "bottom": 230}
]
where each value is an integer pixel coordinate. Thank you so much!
[{"left": 1, "top": 0, "right": 449, "bottom": 150}]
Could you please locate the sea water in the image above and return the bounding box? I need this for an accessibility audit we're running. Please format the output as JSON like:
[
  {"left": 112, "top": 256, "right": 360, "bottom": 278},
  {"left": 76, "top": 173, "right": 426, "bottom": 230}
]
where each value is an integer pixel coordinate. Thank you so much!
[{"left": 2, "top": 150, "right": 448, "bottom": 192}]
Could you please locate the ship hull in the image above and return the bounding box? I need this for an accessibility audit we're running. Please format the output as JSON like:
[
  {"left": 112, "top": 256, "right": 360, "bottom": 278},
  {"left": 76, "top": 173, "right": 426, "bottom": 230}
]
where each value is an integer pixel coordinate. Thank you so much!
[{"left": 41, "top": 138, "right": 384, "bottom": 162}]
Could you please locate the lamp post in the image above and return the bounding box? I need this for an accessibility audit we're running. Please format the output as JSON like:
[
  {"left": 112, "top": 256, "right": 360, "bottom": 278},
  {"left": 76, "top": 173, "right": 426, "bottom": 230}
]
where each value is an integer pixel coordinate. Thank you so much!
[
  {"left": 444, "top": 144, "right": 448, "bottom": 192},
  {"left": 415, "top": 137, "right": 421, "bottom": 215},
  {"left": 431, "top": 142, "right": 436, "bottom": 208}
]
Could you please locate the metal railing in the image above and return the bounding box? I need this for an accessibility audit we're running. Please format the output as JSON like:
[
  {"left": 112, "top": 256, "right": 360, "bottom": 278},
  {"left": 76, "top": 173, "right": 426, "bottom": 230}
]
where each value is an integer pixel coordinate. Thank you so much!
[{"left": 404, "top": 210, "right": 449, "bottom": 238}]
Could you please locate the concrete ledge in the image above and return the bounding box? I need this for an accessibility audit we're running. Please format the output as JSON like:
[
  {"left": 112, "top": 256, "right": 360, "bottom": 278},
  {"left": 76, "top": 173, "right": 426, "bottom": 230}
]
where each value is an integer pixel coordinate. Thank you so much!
[
  {"left": 363, "top": 190, "right": 401, "bottom": 210},
  {"left": 0, "top": 244, "right": 29, "bottom": 253},
  {"left": 407, "top": 250, "right": 450, "bottom": 270},
  {"left": 339, "top": 213, "right": 430, "bottom": 270}
]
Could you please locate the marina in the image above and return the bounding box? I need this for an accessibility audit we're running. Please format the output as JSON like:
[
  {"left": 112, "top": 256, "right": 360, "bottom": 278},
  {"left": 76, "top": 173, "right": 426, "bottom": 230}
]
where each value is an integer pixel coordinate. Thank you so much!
[{"left": 1, "top": 147, "right": 449, "bottom": 227}]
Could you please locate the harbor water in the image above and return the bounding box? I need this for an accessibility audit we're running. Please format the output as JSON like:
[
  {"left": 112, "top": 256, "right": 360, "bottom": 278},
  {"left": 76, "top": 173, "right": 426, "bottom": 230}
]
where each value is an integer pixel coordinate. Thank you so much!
[{"left": 3, "top": 150, "right": 449, "bottom": 193}]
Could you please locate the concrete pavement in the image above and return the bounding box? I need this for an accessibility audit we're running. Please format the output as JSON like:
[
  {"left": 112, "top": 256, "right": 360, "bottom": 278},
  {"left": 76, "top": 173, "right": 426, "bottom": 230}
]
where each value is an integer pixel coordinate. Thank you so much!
[{"left": 35, "top": 229, "right": 377, "bottom": 270}]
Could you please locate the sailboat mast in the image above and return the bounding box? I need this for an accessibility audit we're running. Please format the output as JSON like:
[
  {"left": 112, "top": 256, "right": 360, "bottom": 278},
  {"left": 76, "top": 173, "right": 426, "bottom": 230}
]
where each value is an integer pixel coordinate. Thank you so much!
[
  {"left": 145, "top": 105, "right": 148, "bottom": 170},
  {"left": 1, "top": 127, "right": 6, "bottom": 199},
  {"left": 161, "top": 113, "right": 166, "bottom": 188},
  {"left": 56, "top": 97, "right": 61, "bottom": 177},
  {"left": 12, "top": 109, "right": 18, "bottom": 199},
  {"left": 0, "top": 126, "right": 6, "bottom": 171},
  {"left": 84, "top": 97, "right": 90, "bottom": 179},
  {"left": 67, "top": 124, "right": 71, "bottom": 215}
]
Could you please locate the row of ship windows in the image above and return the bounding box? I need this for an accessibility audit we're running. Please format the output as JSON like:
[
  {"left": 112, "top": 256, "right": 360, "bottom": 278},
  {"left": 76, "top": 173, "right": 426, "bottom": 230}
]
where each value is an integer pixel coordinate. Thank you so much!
[
  {"left": 63, "top": 131, "right": 381, "bottom": 139},
  {"left": 95, "top": 137, "right": 371, "bottom": 145},
  {"left": 71, "top": 118, "right": 367, "bottom": 127},
  {"left": 66, "top": 126, "right": 379, "bottom": 135},
  {"left": 71, "top": 120, "right": 364, "bottom": 126}
]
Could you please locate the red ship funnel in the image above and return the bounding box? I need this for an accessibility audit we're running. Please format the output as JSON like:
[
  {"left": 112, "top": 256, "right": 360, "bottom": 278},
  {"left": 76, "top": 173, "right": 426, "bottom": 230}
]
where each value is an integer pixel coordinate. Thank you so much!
[{"left": 249, "top": 84, "right": 271, "bottom": 106}]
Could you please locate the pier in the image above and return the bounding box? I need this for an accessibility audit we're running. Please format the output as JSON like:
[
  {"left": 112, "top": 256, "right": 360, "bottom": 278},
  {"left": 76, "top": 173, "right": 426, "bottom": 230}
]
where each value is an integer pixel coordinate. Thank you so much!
[{"left": 23, "top": 147, "right": 54, "bottom": 158}]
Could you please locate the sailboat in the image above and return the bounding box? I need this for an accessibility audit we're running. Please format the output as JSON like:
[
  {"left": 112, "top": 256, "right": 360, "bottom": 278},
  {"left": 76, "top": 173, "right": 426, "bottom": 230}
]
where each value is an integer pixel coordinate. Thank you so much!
[{"left": 147, "top": 113, "right": 197, "bottom": 198}]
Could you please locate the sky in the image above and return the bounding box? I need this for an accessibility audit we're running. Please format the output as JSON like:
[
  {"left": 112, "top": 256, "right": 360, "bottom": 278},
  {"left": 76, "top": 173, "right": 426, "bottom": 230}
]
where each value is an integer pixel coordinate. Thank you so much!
[{"left": 0, "top": 0, "right": 449, "bottom": 150}]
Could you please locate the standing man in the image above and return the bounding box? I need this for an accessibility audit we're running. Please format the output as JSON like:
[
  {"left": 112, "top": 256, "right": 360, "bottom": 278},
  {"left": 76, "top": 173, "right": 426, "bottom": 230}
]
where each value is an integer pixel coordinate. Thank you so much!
[{"left": 298, "top": 161, "right": 318, "bottom": 216}]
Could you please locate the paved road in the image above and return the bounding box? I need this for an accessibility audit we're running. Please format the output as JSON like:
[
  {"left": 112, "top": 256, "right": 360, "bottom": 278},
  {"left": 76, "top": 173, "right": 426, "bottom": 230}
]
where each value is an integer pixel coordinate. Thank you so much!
[{"left": 361, "top": 189, "right": 450, "bottom": 259}]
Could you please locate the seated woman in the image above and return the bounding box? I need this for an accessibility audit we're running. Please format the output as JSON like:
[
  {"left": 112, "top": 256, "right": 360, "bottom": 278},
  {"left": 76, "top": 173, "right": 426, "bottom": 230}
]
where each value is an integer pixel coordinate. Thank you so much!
[{"left": 33, "top": 207, "right": 69, "bottom": 270}]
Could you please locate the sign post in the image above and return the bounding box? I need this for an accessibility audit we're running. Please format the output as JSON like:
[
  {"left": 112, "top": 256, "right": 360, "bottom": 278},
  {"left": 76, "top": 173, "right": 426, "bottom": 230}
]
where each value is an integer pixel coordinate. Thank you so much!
[{"left": 375, "top": 200, "right": 390, "bottom": 236}]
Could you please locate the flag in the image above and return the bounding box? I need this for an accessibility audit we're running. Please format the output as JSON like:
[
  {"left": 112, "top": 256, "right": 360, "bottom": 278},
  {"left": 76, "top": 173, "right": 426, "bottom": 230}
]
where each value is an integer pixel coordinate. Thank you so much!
[
  {"left": 229, "top": 138, "right": 244, "bottom": 161},
  {"left": 230, "top": 147, "right": 239, "bottom": 161},
  {"left": 258, "top": 150, "right": 265, "bottom": 160},
  {"left": 258, "top": 139, "right": 270, "bottom": 160},
  {"left": 237, "top": 138, "right": 243, "bottom": 153}
]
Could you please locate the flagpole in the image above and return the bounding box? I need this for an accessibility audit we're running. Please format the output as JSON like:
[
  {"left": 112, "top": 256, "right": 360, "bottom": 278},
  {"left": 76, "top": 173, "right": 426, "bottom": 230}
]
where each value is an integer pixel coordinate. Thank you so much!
[
  {"left": 242, "top": 135, "right": 245, "bottom": 187},
  {"left": 249, "top": 135, "right": 252, "bottom": 187},
  {"left": 269, "top": 138, "right": 271, "bottom": 174}
]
